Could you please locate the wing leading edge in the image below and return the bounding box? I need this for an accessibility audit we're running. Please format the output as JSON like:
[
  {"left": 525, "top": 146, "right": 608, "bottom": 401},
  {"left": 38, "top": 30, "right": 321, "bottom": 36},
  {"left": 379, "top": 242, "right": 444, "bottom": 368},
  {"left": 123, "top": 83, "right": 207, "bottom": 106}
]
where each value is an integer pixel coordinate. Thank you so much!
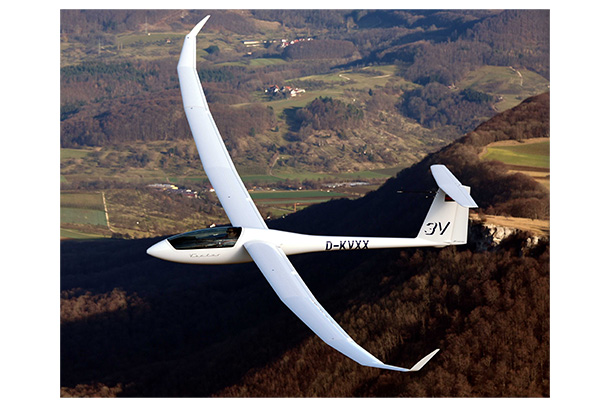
[
  {"left": 244, "top": 240, "right": 440, "bottom": 372},
  {"left": 177, "top": 16, "right": 267, "bottom": 229}
]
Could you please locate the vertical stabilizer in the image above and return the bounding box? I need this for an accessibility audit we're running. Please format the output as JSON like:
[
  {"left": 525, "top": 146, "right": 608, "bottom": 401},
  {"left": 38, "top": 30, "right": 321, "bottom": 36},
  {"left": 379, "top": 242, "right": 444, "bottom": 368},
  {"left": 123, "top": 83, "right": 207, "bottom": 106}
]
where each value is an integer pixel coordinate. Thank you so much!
[{"left": 417, "top": 165, "right": 476, "bottom": 246}]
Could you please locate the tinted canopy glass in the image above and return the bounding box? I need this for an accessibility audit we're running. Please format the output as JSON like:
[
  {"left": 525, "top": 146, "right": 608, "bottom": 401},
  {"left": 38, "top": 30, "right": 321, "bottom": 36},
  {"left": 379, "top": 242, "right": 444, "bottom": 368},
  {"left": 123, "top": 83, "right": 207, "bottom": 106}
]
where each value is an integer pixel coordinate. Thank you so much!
[{"left": 167, "top": 226, "right": 242, "bottom": 250}]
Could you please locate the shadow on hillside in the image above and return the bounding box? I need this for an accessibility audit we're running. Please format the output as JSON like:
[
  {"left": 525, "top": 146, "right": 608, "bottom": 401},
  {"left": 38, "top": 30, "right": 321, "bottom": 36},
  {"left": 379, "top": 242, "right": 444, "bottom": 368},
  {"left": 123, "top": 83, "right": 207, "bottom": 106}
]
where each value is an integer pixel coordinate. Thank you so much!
[{"left": 60, "top": 237, "right": 376, "bottom": 396}]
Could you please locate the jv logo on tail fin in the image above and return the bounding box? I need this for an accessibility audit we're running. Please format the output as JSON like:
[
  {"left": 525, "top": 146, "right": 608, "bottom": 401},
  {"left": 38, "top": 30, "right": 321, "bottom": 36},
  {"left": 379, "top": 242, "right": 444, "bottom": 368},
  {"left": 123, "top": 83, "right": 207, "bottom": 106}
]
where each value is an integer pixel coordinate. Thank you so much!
[{"left": 423, "top": 221, "right": 451, "bottom": 236}]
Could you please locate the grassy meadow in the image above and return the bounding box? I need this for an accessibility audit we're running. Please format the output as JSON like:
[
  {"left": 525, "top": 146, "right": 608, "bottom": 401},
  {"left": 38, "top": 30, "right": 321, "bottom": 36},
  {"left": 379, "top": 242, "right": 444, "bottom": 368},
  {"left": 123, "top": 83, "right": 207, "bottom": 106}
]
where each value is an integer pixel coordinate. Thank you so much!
[
  {"left": 459, "top": 66, "right": 549, "bottom": 111},
  {"left": 60, "top": 191, "right": 110, "bottom": 239},
  {"left": 482, "top": 139, "right": 550, "bottom": 168},
  {"left": 481, "top": 138, "right": 550, "bottom": 190}
]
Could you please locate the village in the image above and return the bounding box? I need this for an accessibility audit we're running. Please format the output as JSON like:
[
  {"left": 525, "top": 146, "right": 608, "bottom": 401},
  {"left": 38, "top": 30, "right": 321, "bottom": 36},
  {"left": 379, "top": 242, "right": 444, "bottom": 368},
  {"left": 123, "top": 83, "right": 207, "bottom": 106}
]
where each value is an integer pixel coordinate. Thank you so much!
[{"left": 242, "top": 36, "right": 314, "bottom": 50}]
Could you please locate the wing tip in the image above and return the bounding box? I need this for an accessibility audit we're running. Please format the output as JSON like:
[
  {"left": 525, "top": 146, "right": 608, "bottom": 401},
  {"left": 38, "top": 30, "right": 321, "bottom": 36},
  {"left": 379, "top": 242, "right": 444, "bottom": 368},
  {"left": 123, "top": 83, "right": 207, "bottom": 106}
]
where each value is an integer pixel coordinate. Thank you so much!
[
  {"left": 368, "top": 348, "right": 440, "bottom": 373},
  {"left": 409, "top": 348, "right": 440, "bottom": 372},
  {"left": 188, "top": 15, "right": 211, "bottom": 37}
]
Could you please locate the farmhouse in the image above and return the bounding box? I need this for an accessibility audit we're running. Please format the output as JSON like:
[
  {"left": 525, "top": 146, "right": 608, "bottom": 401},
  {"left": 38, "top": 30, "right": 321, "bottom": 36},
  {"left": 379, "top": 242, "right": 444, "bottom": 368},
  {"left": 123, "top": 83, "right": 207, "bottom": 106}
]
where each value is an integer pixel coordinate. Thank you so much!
[{"left": 265, "top": 84, "right": 306, "bottom": 98}]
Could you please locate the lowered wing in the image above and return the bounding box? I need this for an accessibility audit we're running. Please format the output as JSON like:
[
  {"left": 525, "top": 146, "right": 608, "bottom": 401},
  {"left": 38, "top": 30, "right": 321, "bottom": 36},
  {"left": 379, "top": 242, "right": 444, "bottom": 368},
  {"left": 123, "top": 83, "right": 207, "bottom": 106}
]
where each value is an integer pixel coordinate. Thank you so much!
[
  {"left": 244, "top": 240, "right": 440, "bottom": 372},
  {"left": 177, "top": 16, "right": 267, "bottom": 229}
]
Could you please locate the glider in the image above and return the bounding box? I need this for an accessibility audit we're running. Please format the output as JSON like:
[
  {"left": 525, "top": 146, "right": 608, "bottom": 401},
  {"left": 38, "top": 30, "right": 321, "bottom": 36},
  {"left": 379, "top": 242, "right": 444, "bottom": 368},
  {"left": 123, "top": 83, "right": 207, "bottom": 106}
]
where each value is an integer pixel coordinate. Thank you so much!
[{"left": 147, "top": 16, "right": 478, "bottom": 373}]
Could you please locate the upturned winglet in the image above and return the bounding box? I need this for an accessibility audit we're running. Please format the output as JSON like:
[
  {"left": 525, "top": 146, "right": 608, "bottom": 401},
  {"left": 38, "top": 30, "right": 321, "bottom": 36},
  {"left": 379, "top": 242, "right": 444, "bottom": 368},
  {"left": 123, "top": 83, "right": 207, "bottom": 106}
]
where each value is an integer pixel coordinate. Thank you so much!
[
  {"left": 179, "top": 16, "right": 210, "bottom": 69},
  {"left": 368, "top": 348, "right": 440, "bottom": 372},
  {"left": 409, "top": 348, "right": 440, "bottom": 371}
]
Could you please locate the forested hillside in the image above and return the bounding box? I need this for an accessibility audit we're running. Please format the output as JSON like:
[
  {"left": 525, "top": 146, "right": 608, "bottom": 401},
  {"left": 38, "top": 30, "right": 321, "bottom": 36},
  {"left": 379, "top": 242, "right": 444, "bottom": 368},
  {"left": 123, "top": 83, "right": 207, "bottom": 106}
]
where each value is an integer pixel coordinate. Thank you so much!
[
  {"left": 277, "top": 93, "right": 549, "bottom": 238},
  {"left": 61, "top": 92, "right": 549, "bottom": 397},
  {"left": 61, "top": 9, "right": 549, "bottom": 173}
]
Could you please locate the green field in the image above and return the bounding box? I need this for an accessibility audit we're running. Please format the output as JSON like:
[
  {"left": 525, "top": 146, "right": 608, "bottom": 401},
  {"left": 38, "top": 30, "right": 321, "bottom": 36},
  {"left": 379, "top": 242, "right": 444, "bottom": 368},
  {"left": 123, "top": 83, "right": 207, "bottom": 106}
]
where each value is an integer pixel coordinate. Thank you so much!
[
  {"left": 117, "top": 32, "right": 184, "bottom": 47},
  {"left": 61, "top": 207, "right": 107, "bottom": 226},
  {"left": 290, "top": 65, "right": 405, "bottom": 89},
  {"left": 61, "top": 192, "right": 105, "bottom": 210},
  {"left": 459, "top": 66, "right": 550, "bottom": 112},
  {"left": 61, "top": 148, "right": 91, "bottom": 160},
  {"left": 248, "top": 189, "right": 351, "bottom": 218},
  {"left": 61, "top": 192, "right": 109, "bottom": 237},
  {"left": 252, "top": 65, "right": 412, "bottom": 114},
  {"left": 482, "top": 140, "right": 550, "bottom": 168},
  {"left": 219, "top": 58, "right": 287, "bottom": 67},
  {"left": 251, "top": 190, "right": 345, "bottom": 202},
  {"left": 245, "top": 167, "right": 400, "bottom": 183}
]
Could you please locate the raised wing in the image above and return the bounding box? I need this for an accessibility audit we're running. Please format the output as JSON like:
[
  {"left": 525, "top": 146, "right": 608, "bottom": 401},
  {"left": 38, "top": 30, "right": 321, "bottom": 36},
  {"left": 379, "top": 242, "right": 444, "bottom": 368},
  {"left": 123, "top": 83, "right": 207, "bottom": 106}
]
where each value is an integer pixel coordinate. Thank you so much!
[
  {"left": 177, "top": 16, "right": 267, "bottom": 229},
  {"left": 244, "top": 240, "right": 440, "bottom": 372}
]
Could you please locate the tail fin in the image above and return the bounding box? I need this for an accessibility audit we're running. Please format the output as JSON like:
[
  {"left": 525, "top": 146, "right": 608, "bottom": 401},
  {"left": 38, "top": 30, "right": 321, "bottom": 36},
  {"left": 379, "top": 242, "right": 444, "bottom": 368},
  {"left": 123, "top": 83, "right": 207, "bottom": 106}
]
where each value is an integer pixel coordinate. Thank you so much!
[{"left": 417, "top": 165, "right": 477, "bottom": 246}]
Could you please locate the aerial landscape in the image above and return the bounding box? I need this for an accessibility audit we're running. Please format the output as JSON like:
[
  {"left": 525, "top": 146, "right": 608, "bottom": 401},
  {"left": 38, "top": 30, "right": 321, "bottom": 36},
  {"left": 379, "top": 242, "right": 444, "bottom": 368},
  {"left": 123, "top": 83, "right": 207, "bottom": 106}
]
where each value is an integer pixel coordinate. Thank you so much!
[{"left": 60, "top": 9, "right": 550, "bottom": 397}]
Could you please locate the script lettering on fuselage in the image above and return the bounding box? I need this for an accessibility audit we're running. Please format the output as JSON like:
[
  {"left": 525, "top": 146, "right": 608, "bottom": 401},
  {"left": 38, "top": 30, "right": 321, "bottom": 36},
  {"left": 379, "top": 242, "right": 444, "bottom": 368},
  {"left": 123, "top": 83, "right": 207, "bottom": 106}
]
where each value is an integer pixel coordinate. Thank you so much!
[
  {"left": 325, "top": 239, "right": 370, "bottom": 251},
  {"left": 423, "top": 221, "right": 451, "bottom": 236},
  {"left": 190, "top": 252, "right": 221, "bottom": 258}
]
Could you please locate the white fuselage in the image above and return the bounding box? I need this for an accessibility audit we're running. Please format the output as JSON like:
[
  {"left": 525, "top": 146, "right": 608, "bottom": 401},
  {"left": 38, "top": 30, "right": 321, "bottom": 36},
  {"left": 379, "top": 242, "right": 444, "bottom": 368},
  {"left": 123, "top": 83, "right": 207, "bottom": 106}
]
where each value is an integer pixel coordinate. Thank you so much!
[{"left": 147, "top": 227, "right": 446, "bottom": 265}]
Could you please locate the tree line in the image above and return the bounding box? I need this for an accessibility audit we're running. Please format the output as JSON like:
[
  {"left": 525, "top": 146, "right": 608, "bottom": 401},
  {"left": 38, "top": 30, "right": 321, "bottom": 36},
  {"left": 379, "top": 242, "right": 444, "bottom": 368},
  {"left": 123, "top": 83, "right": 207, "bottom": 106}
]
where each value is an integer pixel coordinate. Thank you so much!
[
  {"left": 61, "top": 94, "right": 276, "bottom": 150},
  {"left": 389, "top": 10, "right": 549, "bottom": 85},
  {"left": 282, "top": 39, "right": 358, "bottom": 60},
  {"left": 400, "top": 82, "right": 497, "bottom": 132},
  {"left": 289, "top": 96, "right": 363, "bottom": 134}
]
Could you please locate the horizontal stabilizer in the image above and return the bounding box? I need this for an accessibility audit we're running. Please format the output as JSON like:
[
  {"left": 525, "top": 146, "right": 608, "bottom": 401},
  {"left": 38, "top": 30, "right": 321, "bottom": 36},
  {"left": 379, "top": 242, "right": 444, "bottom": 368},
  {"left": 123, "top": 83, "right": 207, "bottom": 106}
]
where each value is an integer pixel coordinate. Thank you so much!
[{"left": 431, "top": 165, "right": 478, "bottom": 208}]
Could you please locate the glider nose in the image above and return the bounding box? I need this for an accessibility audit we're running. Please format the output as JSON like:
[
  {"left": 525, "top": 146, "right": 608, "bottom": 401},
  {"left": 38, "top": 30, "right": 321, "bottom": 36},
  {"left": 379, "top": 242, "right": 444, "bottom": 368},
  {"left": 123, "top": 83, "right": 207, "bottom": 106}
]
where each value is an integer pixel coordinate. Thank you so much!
[{"left": 146, "top": 239, "right": 173, "bottom": 260}]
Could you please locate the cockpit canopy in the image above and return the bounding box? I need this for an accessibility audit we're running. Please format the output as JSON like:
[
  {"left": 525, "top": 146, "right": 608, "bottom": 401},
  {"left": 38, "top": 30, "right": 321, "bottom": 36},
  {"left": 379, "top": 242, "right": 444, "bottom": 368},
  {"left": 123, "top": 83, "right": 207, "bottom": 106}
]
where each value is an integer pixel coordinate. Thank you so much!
[{"left": 167, "top": 226, "right": 242, "bottom": 250}]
